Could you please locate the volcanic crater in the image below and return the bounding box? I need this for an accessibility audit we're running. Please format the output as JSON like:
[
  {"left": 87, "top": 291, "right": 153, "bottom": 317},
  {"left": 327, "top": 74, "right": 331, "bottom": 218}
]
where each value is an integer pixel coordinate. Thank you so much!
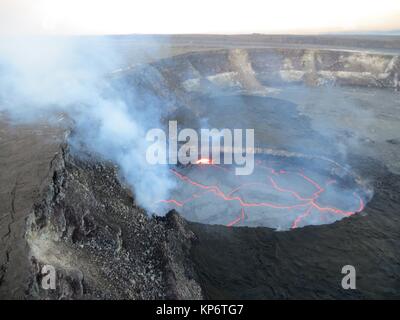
[{"left": 2, "top": 36, "right": 400, "bottom": 299}]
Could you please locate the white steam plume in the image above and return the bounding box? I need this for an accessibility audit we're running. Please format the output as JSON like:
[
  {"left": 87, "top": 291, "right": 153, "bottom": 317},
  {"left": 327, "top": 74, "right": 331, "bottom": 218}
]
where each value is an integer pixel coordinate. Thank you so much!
[{"left": 0, "top": 36, "right": 175, "bottom": 210}]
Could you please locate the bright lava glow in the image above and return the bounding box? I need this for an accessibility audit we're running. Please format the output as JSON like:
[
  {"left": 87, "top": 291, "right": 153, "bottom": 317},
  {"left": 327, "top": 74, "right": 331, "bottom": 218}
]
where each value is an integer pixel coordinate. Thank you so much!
[{"left": 195, "top": 158, "right": 214, "bottom": 165}]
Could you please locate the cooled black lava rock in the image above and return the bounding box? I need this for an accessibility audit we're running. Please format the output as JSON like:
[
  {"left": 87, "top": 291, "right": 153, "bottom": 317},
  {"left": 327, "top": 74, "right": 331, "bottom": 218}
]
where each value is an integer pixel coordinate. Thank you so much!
[{"left": 19, "top": 145, "right": 202, "bottom": 300}]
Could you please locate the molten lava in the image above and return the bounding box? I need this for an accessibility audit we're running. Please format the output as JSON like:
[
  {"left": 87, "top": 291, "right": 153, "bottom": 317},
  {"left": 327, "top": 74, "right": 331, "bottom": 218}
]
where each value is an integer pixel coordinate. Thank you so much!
[
  {"left": 156, "top": 159, "right": 365, "bottom": 229},
  {"left": 195, "top": 158, "right": 214, "bottom": 165}
]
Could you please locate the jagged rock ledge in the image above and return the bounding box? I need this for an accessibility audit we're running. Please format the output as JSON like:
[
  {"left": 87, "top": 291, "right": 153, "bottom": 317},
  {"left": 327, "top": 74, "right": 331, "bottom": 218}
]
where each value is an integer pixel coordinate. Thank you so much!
[
  {"left": 114, "top": 48, "right": 400, "bottom": 102},
  {"left": 25, "top": 145, "right": 202, "bottom": 299}
]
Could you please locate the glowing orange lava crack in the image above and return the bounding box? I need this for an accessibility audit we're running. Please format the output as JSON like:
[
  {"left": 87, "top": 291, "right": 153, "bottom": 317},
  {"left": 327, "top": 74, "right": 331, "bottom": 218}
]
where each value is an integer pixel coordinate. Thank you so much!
[{"left": 155, "top": 161, "right": 365, "bottom": 229}]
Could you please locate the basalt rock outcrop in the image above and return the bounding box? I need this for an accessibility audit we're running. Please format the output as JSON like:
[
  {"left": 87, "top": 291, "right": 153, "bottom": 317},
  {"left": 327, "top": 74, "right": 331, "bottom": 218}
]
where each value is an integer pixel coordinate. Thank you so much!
[{"left": 0, "top": 122, "right": 202, "bottom": 299}]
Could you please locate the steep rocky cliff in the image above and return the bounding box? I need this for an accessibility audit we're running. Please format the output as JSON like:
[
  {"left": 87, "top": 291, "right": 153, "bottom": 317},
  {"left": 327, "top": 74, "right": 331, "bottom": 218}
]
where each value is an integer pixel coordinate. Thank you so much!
[
  {"left": 116, "top": 48, "right": 400, "bottom": 99},
  {"left": 26, "top": 146, "right": 203, "bottom": 299},
  {"left": 0, "top": 121, "right": 202, "bottom": 299}
]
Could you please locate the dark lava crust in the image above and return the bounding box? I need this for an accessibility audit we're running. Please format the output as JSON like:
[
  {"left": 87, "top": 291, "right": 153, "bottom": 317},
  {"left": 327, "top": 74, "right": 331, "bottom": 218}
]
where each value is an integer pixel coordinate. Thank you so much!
[
  {"left": 188, "top": 156, "right": 400, "bottom": 299},
  {"left": 1, "top": 131, "right": 400, "bottom": 299}
]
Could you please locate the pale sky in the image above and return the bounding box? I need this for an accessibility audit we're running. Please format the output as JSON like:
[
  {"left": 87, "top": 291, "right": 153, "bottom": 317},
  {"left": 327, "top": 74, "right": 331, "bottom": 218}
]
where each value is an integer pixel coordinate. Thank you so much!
[{"left": 1, "top": 0, "right": 400, "bottom": 35}]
